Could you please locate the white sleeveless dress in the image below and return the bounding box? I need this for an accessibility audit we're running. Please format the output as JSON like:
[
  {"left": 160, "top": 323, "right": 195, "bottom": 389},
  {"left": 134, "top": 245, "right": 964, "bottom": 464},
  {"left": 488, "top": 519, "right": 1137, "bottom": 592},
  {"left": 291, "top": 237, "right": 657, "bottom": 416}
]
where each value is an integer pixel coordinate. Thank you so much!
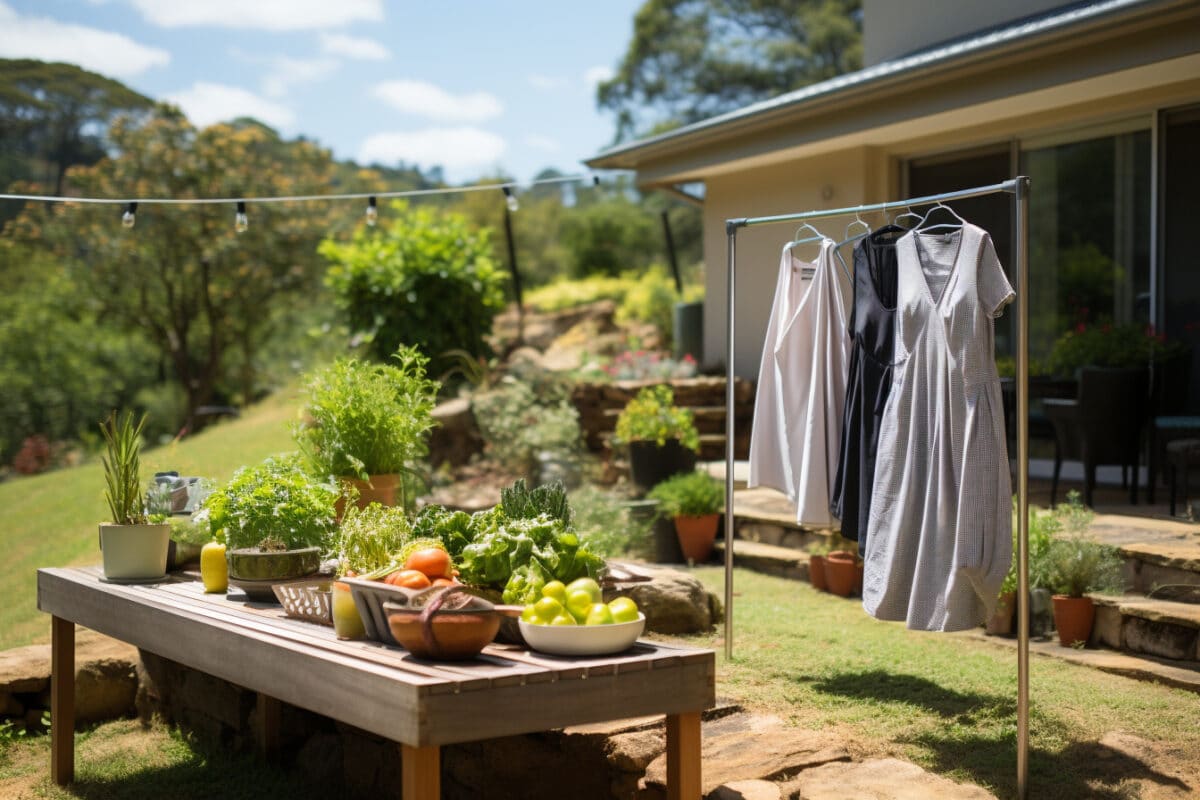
[
  {"left": 862, "top": 223, "right": 1014, "bottom": 631},
  {"left": 748, "top": 239, "right": 851, "bottom": 527}
]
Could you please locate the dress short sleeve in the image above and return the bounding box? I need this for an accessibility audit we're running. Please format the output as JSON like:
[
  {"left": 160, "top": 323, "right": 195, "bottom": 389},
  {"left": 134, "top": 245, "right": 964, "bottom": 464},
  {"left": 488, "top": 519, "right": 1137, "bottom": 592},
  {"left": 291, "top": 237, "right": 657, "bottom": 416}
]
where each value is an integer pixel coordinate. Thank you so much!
[{"left": 979, "top": 234, "right": 1015, "bottom": 318}]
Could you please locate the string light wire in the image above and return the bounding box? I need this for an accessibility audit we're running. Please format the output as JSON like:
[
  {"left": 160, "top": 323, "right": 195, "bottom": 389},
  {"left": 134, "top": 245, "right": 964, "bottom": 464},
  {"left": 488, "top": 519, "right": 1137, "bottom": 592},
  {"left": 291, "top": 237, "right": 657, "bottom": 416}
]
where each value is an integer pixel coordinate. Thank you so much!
[{"left": 0, "top": 172, "right": 609, "bottom": 207}]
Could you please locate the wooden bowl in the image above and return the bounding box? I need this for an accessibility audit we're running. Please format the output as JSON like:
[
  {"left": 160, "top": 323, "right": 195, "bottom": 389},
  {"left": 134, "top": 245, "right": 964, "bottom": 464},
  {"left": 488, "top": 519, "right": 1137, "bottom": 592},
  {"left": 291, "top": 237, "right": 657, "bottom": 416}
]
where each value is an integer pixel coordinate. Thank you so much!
[{"left": 383, "top": 586, "right": 520, "bottom": 661}]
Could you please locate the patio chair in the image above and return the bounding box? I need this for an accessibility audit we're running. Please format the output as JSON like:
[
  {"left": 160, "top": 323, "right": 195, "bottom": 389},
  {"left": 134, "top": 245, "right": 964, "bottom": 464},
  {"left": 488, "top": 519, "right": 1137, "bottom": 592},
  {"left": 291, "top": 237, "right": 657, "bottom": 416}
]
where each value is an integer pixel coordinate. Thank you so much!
[{"left": 1043, "top": 367, "right": 1150, "bottom": 506}]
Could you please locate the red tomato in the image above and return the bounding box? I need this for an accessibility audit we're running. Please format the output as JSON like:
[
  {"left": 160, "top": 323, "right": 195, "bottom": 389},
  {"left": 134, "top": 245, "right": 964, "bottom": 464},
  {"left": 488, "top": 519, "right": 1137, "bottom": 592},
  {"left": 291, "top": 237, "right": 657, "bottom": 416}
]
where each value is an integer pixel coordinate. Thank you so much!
[
  {"left": 386, "top": 570, "right": 432, "bottom": 589},
  {"left": 404, "top": 548, "right": 452, "bottom": 580}
]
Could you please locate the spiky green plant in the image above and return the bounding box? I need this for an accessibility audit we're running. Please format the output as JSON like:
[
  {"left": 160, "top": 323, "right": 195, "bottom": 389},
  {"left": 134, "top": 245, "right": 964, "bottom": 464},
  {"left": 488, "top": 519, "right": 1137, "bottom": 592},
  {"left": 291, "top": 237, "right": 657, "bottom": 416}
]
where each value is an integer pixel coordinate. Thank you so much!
[{"left": 100, "top": 411, "right": 148, "bottom": 525}]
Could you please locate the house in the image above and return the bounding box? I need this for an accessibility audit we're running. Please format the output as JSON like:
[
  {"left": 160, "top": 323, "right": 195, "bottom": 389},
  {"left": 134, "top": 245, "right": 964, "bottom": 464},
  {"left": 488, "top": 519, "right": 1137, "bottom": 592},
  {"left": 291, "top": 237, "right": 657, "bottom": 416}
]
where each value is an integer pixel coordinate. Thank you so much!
[{"left": 586, "top": 0, "right": 1200, "bottom": 412}]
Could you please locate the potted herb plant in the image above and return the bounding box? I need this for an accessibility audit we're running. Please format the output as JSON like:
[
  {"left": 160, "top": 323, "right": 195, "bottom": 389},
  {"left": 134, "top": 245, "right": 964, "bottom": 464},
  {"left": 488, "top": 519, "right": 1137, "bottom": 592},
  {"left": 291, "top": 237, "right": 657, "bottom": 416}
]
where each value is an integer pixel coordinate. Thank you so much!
[
  {"left": 203, "top": 455, "right": 339, "bottom": 598},
  {"left": 1045, "top": 534, "right": 1124, "bottom": 647},
  {"left": 821, "top": 531, "right": 860, "bottom": 598},
  {"left": 614, "top": 385, "right": 700, "bottom": 492},
  {"left": 98, "top": 411, "right": 170, "bottom": 582},
  {"left": 647, "top": 470, "right": 723, "bottom": 563},
  {"left": 295, "top": 345, "right": 439, "bottom": 514}
]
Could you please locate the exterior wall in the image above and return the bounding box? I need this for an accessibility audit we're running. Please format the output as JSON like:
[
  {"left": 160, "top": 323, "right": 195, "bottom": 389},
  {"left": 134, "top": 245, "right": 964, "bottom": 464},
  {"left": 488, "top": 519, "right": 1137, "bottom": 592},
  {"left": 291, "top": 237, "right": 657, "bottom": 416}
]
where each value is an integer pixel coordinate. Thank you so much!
[
  {"left": 702, "top": 147, "right": 893, "bottom": 377},
  {"left": 863, "top": 0, "right": 1072, "bottom": 65}
]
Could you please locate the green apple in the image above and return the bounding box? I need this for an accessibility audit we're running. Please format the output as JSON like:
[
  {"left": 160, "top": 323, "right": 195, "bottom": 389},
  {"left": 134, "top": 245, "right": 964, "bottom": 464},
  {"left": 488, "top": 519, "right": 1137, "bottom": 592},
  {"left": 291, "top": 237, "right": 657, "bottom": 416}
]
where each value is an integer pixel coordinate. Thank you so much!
[
  {"left": 542, "top": 580, "right": 567, "bottom": 604},
  {"left": 566, "top": 577, "right": 602, "bottom": 604},
  {"left": 521, "top": 604, "right": 538, "bottom": 623},
  {"left": 585, "top": 603, "right": 614, "bottom": 626},
  {"left": 565, "top": 589, "right": 595, "bottom": 623},
  {"left": 607, "top": 597, "right": 639, "bottom": 624},
  {"left": 549, "top": 614, "right": 577, "bottom": 626},
  {"left": 533, "top": 596, "right": 564, "bottom": 624}
]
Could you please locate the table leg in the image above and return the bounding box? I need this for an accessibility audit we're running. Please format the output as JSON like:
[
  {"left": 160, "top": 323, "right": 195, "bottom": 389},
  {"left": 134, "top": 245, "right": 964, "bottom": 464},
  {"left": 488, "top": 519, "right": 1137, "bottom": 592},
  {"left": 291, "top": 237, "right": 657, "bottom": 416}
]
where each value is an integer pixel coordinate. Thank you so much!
[
  {"left": 665, "top": 711, "right": 702, "bottom": 800},
  {"left": 50, "top": 616, "right": 74, "bottom": 786},
  {"left": 255, "top": 693, "right": 281, "bottom": 764},
  {"left": 400, "top": 743, "right": 440, "bottom": 800}
]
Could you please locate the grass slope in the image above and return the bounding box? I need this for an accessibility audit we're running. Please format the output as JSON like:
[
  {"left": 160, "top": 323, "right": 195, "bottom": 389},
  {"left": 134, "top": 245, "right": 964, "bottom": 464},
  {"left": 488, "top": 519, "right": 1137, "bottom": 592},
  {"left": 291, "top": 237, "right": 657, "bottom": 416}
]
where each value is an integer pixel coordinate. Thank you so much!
[
  {"left": 686, "top": 566, "right": 1199, "bottom": 800},
  {"left": 1, "top": 390, "right": 300, "bottom": 650}
]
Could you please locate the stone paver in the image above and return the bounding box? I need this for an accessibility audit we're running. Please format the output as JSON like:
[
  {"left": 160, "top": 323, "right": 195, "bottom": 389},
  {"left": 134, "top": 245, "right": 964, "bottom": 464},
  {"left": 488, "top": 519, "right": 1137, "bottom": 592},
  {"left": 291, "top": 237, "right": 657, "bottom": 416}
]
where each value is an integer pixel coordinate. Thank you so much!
[{"left": 783, "top": 758, "right": 996, "bottom": 799}]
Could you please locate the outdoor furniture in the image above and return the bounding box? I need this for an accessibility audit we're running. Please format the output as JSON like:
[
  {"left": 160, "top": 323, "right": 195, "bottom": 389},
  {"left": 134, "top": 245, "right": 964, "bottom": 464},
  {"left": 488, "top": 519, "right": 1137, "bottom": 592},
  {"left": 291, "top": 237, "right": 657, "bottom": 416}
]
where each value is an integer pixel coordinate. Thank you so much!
[
  {"left": 1166, "top": 438, "right": 1200, "bottom": 517},
  {"left": 1147, "top": 416, "right": 1200, "bottom": 504},
  {"left": 38, "top": 567, "right": 715, "bottom": 800},
  {"left": 1043, "top": 367, "right": 1149, "bottom": 506}
]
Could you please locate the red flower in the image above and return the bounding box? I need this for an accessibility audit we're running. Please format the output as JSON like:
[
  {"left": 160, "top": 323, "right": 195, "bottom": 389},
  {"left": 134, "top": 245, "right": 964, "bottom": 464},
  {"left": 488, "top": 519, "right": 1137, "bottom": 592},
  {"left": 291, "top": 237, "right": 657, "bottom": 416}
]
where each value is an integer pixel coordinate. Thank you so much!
[{"left": 1076, "top": 323, "right": 1087, "bottom": 333}]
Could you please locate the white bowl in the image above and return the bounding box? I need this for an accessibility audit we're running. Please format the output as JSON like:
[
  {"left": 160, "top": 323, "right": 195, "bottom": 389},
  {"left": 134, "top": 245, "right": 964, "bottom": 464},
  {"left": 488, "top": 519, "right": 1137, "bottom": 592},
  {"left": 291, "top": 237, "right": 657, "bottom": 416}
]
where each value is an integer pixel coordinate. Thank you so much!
[{"left": 518, "top": 613, "right": 646, "bottom": 656}]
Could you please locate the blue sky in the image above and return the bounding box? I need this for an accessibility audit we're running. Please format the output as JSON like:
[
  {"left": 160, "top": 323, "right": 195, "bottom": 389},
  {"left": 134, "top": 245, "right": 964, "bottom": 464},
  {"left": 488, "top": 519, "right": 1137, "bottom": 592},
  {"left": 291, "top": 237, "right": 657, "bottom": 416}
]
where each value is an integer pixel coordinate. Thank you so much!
[{"left": 0, "top": 0, "right": 643, "bottom": 182}]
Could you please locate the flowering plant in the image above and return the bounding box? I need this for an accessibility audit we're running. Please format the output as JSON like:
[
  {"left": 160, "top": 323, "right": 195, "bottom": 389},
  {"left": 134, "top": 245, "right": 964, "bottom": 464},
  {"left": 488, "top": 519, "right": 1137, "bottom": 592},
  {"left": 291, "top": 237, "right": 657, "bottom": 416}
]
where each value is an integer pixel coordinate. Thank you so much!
[
  {"left": 613, "top": 385, "right": 700, "bottom": 452},
  {"left": 1048, "top": 323, "right": 1187, "bottom": 377}
]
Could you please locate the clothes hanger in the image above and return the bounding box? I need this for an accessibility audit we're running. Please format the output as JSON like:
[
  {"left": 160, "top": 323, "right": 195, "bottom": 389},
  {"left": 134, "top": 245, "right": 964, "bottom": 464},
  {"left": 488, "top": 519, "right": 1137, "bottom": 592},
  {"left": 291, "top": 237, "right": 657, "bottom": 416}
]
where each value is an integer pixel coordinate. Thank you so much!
[
  {"left": 891, "top": 205, "right": 922, "bottom": 229},
  {"left": 836, "top": 211, "right": 872, "bottom": 248},
  {"left": 788, "top": 221, "right": 827, "bottom": 248},
  {"left": 913, "top": 202, "right": 967, "bottom": 233}
]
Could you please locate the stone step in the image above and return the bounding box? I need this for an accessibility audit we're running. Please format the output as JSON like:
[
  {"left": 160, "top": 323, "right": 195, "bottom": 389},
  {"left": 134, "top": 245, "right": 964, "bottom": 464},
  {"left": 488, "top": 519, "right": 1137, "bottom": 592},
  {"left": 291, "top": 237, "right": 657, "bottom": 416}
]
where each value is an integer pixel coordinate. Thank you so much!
[
  {"left": 1092, "top": 595, "right": 1200, "bottom": 663},
  {"left": 712, "top": 539, "right": 811, "bottom": 583},
  {"left": 1119, "top": 542, "right": 1200, "bottom": 602}
]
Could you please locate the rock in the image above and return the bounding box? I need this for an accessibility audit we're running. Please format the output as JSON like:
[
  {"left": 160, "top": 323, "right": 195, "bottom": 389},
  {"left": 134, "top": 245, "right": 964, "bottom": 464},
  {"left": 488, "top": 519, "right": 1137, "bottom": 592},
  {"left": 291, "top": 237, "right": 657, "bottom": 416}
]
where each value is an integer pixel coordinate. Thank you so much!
[
  {"left": 784, "top": 758, "right": 996, "bottom": 799},
  {"left": 1122, "top": 617, "right": 1197, "bottom": 661},
  {"left": 75, "top": 654, "right": 137, "bottom": 723},
  {"left": 709, "top": 779, "right": 783, "bottom": 800},
  {"left": 0, "top": 691, "right": 23, "bottom": 717},
  {"left": 643, "top": 714, "right": 849, "bottom": 795},
  {"left": 605, "top": 562, "right": 717, "bottom": 634},
  {"left": 429, "top": 397, "right": 483, "bottom": 467},
  {"left": 607, "top": 728, "right": 665, "bottom": 773},
  {"left": 0, "top": 644, "right": 51, "bottom": 694}
]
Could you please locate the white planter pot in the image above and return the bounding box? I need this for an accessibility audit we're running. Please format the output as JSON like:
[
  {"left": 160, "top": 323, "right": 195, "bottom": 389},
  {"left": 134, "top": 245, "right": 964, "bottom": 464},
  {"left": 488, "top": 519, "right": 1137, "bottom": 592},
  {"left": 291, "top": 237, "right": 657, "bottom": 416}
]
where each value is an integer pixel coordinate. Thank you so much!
[{"left": 99, "top": 522, "right": 170, "bottom": 580}]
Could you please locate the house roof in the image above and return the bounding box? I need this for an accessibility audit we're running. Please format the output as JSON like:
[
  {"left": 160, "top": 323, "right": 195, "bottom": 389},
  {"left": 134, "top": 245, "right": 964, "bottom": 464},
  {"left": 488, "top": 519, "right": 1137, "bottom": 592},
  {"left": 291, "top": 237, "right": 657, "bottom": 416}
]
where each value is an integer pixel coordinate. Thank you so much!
[{"left": 586, "top": 0, "right": 1172, "bottom": 173}]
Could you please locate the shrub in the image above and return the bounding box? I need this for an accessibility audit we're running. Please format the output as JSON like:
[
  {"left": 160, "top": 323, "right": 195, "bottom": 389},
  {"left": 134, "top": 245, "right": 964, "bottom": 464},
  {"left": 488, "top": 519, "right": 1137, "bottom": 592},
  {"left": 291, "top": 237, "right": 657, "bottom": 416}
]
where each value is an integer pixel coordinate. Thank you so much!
[
  {"left": 319, "top": 201, "right": 507, "bottom": 366},
  {"left": 1044, "top": 535, "right": 1125, "bottom": 597},
  {"left": 614, "top": 385, "right": 700, "bottom": 451},
  {"left": 202, "top": 454, "right": 339, "bottom": 553},
  {"left": 648, "top": 471, "right": 723, "bottom": 517},
  {"left": 472, "top": 372, "right": 582, "bottom": 479},
  {"left": 295, "top": 346, "right": 439, "bottom": 480},
  {"left": 569, "top": 485, "right": 653, "bottom": 559}
]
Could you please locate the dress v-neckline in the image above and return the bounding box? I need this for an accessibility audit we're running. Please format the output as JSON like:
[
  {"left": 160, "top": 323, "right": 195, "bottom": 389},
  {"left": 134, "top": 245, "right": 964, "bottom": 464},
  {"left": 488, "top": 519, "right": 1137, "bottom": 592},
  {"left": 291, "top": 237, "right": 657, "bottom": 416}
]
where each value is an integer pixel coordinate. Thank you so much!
[{"left": 907, "top": 226, "right": 967, "bottom": 308}]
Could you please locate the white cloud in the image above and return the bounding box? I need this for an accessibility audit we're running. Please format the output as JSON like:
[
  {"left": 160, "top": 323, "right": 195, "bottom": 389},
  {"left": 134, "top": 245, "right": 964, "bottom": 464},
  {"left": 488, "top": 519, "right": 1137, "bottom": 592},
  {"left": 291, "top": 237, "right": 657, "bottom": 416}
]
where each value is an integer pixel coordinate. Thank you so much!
[
  {"left": 0, "top": 1, "right": 169, "bottom": 78},
  {"left": 528, "top": 73, "right": 567, "bottom": 91},
  {"left": 524, "top": 135, "right": 560, "bottom": 153},
  {"left": 166, "top": 82, "right": 296, "bottom": 130},
  {"left": 129, "top": 0, "right": 383, "bottom": 31},
  {"left": 319, "top": 32, "right": 389, "bottom": 61},
  {"left": 583, "top": 65, "right": 615, "bottom": 88},
  {"left": 358, "top": 128, "right": 506, "bottom": 180},
  {"left": 261, "top": 55, "right": 339, "bottom": 98},
  {"left": 371, "top": 80, "right": 502, "bottom": 123}
]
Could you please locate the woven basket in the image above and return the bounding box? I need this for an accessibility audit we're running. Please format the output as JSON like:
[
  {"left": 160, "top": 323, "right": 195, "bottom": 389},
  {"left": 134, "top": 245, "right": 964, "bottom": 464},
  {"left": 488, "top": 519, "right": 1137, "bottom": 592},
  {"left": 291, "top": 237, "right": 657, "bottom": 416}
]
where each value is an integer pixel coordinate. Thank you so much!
[{"left": 272, "top": 579, "right": 333, "bottom": 626}]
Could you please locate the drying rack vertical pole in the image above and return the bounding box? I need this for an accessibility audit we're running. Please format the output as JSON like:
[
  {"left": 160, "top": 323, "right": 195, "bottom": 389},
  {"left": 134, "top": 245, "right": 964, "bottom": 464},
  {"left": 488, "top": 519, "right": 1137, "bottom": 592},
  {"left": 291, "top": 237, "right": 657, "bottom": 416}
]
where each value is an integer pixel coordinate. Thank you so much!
[
  {"left": 724, "top": 221, "right": 739, "bottom": 661},
  {"left": 1015, "top": 175, "right": 1031, "bottom": 799}
]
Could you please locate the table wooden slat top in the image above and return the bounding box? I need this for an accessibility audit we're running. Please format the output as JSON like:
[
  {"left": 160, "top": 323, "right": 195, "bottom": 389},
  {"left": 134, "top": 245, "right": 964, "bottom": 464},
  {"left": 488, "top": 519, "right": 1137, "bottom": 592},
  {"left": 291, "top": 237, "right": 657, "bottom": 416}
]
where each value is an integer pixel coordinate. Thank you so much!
[{"left": 37, "top": 566, "right": 716, "bottom": 748}]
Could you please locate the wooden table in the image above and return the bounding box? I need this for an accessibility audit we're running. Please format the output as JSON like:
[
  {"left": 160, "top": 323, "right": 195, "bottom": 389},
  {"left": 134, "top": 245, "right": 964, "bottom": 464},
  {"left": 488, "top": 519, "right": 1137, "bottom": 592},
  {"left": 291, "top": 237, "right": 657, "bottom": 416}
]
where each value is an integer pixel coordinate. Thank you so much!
[{"left": 38, "top": 567, "right": 715, "bottom": 799}]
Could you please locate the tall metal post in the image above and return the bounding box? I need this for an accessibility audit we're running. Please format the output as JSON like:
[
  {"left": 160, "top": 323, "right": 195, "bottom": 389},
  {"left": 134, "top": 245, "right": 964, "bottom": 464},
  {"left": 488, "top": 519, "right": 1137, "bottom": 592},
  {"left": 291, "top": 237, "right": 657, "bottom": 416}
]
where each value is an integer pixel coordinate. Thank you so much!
[
  {"left": 724, "top": 222, "right": 740, "bottom": 661},
  {"left": 1015, "top": 175, "right": 1031, "bottom": 799}
]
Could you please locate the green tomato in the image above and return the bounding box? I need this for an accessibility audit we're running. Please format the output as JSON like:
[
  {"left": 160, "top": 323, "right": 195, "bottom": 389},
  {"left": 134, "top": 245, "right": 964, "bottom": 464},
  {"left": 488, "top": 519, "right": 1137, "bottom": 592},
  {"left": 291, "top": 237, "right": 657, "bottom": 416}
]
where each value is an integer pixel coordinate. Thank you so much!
[
  {"left": 542, "top": 580, "right": 567, "bottom": 604},
  {"left": 585, "top": 603, "right": 614, "bottom": 626},
  {"left": 549, "top": 614, "right": 577, "bottom": 626},
  {"left": 566, "top": 577, "right": 602, "bottom": 604},
  {"left": 607, "top": 597, "right": 639, "bottom": 624},
  {"left": 565, "top": 589, "right": 595, "bottom": 623},
  {"left": 533, "top": 596, "right": 564, "bottom": 623}
]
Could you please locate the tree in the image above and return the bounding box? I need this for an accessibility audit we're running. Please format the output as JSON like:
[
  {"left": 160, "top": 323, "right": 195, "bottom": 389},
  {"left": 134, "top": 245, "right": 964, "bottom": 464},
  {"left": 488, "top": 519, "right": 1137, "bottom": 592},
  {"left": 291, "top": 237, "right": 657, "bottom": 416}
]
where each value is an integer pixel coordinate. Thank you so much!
[
  {"left": 598, "top": 0, "right": 862, "bottom": 141},
  {"left": 0, "top": 59, "right": 153, "bottom": 196},
  {"left": 9, "top": 106, "right": 345, "bottom": 429}
]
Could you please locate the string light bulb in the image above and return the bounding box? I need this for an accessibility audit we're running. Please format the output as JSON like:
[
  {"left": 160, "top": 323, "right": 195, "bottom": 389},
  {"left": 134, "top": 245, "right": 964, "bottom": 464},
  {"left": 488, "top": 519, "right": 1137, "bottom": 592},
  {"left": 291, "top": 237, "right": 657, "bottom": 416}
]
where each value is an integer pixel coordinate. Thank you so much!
[
  {"left": 365, "top": 196, "right": 378, "bottom": 226},
  {"left": 502, "top": 186, "right": 519, "bottom": 213},
  {"left": 121, "top": 201, "right": 137, "bottom": 229},
  {"left": 235, "top": 201, "right": 248, "bottom": 234}
]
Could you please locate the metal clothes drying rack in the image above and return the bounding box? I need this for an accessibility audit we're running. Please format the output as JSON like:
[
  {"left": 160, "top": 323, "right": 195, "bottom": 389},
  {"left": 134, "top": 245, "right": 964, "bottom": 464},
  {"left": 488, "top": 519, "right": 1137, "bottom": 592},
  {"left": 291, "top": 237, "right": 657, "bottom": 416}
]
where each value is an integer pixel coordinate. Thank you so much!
[{"left": 722, "top": 176, "right": 1032, "bottom": 797}]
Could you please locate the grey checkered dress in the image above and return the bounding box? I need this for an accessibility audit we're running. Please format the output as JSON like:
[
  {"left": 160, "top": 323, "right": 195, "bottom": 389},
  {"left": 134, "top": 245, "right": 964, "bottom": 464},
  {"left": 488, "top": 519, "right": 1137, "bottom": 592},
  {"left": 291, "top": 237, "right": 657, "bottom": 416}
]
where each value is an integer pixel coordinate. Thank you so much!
[{"left": 862, "top": 222, "right": 1014, "bottom": 632}]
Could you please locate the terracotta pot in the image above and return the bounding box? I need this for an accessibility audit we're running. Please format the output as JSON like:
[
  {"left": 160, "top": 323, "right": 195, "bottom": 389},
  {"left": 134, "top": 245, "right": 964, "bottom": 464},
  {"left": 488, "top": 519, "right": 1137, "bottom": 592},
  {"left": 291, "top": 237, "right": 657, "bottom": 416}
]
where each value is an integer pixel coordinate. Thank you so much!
[
  {"left": 629, "top": 439, "right": 697, "bottom": 494},
  {"left": 1052, "top": 595, "right": 1095, "bottom": 647},
  {"left": 809, "top": 554, "right": 828, "bottom": 592},
  {"left": 673, "top": 514, "right": 719, "bottom": 563},
  {"left": 825, "top": 550, "right": 857, "bottom": 598},
  {"left": 337, "top": 473, "right": 401, "bottom": 519},
  {"left": 986, "top": 591, "right": 1017, "bottom": 636}
]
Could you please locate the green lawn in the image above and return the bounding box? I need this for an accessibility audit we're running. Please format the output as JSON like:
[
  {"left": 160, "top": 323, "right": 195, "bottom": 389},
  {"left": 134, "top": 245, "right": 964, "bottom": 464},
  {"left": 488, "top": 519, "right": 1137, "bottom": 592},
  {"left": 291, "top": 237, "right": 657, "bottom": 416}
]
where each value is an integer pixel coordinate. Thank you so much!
[
  {"left": 683, "top": 566, "right": 1199, "bottom": 800},
  {"left": 1, "top": 390, "right": 301, "bottom": 650}
]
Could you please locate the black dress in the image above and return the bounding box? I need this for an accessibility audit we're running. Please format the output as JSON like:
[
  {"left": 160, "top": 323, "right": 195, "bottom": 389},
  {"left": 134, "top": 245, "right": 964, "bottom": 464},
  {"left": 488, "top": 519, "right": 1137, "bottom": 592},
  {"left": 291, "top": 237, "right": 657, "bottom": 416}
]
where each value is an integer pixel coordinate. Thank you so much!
[{"left": 830, "top": 225, "right": 903, "bottom": 553}]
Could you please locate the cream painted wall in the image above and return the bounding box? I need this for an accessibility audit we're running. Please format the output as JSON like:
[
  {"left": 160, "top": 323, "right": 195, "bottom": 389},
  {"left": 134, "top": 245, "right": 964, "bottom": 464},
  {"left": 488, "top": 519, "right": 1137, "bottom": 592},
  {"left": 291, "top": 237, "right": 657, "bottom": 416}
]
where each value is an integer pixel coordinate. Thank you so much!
[
  {"left": 863, "top": 0, "right": 1068, "bottom": 65},
  {"left": 702, "top": 147, "right": 892, "bottom": 378}
]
